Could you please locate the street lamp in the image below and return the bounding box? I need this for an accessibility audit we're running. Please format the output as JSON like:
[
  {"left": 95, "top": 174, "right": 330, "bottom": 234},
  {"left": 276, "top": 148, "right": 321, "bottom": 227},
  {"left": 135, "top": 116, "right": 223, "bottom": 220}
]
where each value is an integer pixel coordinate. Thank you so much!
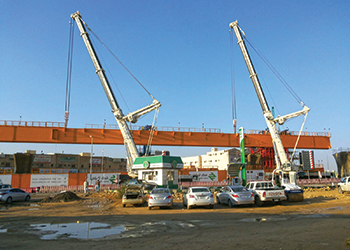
[{"left": 89, "top": 135, "right": 93, "bottom": 185}]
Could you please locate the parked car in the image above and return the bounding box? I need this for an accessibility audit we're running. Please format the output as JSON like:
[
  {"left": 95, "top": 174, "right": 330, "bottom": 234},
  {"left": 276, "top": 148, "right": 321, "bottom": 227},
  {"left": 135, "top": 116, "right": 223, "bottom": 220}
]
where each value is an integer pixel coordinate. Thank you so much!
[
  {"left": 183, "top": 187, "right": 214, "bottom": 209},
  {"left": 121, "top": 179, "right": 144, "bottom": 188},
  {"left": 0, "top": 184, "right": 12, "bottom": 189},
  {"left": 216, "top": 186, "right": 254, "bottom": 207},
  {"left": 142, "top": 181, "right": 158, "bottom": 191},
  {"left": 0, "top": 188, "right": 31, "bottom": 204},
  {"left": 281, "top": 183, "right": 304, "bottom": 202},
  {"left": 122, "top": 185, "right": 146, "bottom": 207},
  {"left": 148, "top": 188, "right": 173, "bottom": 210}
]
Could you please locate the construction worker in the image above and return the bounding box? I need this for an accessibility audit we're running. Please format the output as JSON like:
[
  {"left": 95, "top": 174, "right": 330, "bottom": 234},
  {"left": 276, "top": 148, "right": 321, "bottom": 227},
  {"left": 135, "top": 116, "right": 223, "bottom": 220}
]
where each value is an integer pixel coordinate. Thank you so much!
[{"left": 84, "top": 178, "right": 89, "bottom": 193}]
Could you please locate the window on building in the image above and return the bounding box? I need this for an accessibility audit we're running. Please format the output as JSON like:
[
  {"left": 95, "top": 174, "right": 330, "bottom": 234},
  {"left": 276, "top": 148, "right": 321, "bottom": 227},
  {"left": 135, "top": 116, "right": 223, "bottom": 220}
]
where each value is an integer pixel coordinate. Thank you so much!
[
  {"left": 71, "top": 164, "right": 75, "bottom": 168},
  {"left": 167, "top": 170, "right": 174, "bottom": 181},
  {"left": 81, "top": 165, "right": 84, "bottom": 168},
  {"left": 142, "top": 171, "right": 158, "bottom": 181}
]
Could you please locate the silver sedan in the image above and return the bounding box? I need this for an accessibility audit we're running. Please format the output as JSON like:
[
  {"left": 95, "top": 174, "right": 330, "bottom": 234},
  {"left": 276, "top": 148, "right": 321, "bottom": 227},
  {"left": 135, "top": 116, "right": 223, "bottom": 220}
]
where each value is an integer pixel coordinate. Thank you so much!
[
  {"left": 216, "top": 186, "right": 254, "bottom": 207},
  {"left": 183, "top": 187, "right": 214, "bottom": 209},
  {"left": 148, "top": 188, "right": 173, "bottom": 210},
  {"left": 0, "top": 188, "right": 31, "bottom": 204}
]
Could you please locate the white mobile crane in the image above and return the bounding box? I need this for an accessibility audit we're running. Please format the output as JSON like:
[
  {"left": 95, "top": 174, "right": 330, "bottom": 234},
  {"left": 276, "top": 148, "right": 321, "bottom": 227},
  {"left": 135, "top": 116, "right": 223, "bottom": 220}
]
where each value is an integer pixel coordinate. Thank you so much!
[
  {"left": 71, "top": 11, "right": 161, "bottom": 178},
  {"left": 229, "top": 21, "right": 310, "bottom": 185}
]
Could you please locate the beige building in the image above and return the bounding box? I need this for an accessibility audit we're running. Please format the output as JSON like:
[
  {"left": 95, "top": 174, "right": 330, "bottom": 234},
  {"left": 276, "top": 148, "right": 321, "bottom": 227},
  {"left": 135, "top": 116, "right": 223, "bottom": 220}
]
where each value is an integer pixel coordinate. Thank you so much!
[
  {"left": 182, "top": 148, "right": 241, "bottom": 171},
  {"left": 0, "top": 153, "right": 14, "bottom": 169},
  {"left": 0, "top": 150, "right": 127, "bottom": 173}
]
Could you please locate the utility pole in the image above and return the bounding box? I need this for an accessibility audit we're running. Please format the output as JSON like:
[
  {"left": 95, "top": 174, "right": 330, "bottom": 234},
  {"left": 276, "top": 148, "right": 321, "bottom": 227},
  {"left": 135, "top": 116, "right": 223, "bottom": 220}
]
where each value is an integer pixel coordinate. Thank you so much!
[{"left": 101, "top": 149, "right": 104, "bottom": 172}]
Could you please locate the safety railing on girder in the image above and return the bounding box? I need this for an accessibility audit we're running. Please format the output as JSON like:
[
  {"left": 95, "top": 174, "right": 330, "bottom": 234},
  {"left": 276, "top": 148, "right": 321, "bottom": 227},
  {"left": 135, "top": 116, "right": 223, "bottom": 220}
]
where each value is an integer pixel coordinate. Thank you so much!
[
  {"left": 0, "top": 120, "right": 65, "bottom": 128},
  {"left": 85, "top": 123, "right": 222, "bottom": 133},
  {"left": 249, "top": 129, "right": 331, "bottom": 137}
]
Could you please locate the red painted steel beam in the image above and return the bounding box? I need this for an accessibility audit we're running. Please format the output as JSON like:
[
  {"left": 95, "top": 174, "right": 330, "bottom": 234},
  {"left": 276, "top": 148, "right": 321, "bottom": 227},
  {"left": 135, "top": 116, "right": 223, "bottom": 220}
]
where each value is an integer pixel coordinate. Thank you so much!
[{"left": 0, "top": 125, "right": 331, "bottom": 149}]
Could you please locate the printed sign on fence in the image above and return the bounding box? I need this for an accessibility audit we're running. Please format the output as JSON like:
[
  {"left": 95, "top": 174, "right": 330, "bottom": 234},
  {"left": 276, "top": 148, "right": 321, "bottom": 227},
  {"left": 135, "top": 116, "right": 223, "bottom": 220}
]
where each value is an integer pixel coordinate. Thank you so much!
[
  {"left": 189, "top": 171, "right": 218, "bottom": 182},
  {"left": 31, "top": 174, "right": 69, "bottom": 187},
  {"left": 87, "top": 173, "right": 121, "bottom": 185}
]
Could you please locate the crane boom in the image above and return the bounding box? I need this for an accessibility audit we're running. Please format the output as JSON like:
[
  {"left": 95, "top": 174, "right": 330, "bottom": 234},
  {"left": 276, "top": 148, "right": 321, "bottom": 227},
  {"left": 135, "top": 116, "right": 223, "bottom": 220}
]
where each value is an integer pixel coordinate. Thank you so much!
[
  {"left": 229, "top": 21, "right": 310, "bottom": 183},
  {"left": 71, "top": 11, "right": 161, "bottom": 177}
]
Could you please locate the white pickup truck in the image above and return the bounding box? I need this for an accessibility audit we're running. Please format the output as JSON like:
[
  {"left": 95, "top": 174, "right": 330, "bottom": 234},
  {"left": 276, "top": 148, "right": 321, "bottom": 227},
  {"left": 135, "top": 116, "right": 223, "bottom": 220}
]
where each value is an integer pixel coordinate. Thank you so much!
[
  {"left": 246, "top": 181, "right": 287, "bottom": 206},
  {"left": 338, "top": 176, "right": 350, "bottom": 194}
]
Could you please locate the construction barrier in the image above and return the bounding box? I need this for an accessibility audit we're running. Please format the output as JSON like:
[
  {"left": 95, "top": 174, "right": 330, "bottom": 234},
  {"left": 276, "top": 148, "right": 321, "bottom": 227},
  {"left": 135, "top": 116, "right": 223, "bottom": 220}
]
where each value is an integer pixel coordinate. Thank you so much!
[
  {"left": 22, "top": 184, "right": 121, "bottom": 194},
  {"left": 180, "top": 181, "right": 228, "bottom": 188},
  {"left": 297, "top": 178, "right": 341, "bottom": 185}
]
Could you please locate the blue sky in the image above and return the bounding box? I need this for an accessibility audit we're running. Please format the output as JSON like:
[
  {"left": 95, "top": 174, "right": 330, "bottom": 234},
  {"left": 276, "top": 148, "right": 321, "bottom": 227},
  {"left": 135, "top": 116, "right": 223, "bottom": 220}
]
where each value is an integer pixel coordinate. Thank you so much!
[{"left": 1, "top": 1, "right": 349, "bottom": 171}]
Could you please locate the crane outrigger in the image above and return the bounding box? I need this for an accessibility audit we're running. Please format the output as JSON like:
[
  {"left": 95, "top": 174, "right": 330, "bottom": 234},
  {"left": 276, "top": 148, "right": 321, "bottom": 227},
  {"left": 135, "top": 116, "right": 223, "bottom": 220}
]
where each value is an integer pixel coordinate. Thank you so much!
[
  {"left": 230, "top": 21, "right": 310, "bottom": 185},
  {"left": 71, "top": 11, "right": 161, "bottom": 178}
]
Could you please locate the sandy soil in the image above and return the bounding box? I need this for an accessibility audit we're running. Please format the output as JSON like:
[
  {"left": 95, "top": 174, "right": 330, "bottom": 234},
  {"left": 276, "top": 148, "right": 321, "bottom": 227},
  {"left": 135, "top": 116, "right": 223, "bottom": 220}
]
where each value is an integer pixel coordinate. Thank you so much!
[{"left": 0, "top": 188, "right": 349, "bottom": 250}]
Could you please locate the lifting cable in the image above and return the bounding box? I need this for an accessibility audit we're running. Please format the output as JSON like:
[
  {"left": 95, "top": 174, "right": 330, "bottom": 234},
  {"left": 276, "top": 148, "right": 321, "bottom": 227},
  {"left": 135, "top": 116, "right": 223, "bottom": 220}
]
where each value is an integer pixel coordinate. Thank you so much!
[
  {"left": 79, "top": 18, "right": 160, "bottom": 153},
  {"left": 145, "top": 108, "right": 160, "bottom": 156},
  {"left": 65, "top": 20, "right": 75, "bottom": 127},
  {"left": 80, "top": 19, "right": 155, "bottom": 100},
  {"left": 290, "top": 112, "right": 309, "bottom": 162},
  {"left": 242, "top": 32, "right": 310, "bottom": 161},
  {"left": 242, "top": 35, "right": 305, "bottom": 107},
  {"left": 229, "top": 29, "right": 237, "bottom": 134}
]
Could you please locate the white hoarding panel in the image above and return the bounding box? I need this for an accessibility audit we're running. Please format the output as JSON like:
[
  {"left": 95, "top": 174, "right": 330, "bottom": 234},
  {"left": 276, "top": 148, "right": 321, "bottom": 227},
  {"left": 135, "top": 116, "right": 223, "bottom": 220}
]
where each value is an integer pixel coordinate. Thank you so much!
[{"left": 0, "top": 175, "right": 12, "bottom": 185}]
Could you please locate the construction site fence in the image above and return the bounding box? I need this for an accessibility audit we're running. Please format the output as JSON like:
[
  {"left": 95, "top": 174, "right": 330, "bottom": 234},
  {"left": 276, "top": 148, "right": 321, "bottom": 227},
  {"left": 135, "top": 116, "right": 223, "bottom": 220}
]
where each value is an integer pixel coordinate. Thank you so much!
[{"left": 21, "top": 184, "right": 121, "bottom": 194}]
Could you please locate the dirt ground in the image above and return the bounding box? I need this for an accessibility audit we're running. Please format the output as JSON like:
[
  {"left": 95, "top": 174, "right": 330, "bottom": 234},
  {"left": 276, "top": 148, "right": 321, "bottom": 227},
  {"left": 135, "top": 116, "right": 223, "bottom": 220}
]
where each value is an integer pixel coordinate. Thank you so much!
[{"left": 0, "top": 188, "right": 349, "bottom": 250}]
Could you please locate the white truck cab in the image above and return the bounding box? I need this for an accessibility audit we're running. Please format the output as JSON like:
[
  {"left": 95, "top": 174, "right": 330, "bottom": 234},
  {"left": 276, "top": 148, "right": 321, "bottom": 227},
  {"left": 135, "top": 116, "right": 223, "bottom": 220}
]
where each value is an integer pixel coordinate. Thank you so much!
[
  {"left": 338, "top": 176, "right": 350, "bottom": 194},
  {"left": 246, "top": 181, "right": 287, "bottom": 206}
]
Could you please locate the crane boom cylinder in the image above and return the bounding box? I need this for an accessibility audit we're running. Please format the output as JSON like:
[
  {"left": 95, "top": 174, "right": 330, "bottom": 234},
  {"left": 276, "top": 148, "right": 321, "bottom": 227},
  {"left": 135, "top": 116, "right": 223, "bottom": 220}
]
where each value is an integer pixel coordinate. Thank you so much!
[{"left": 230, "top": 21, "right": 270, "bottom": 113}]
